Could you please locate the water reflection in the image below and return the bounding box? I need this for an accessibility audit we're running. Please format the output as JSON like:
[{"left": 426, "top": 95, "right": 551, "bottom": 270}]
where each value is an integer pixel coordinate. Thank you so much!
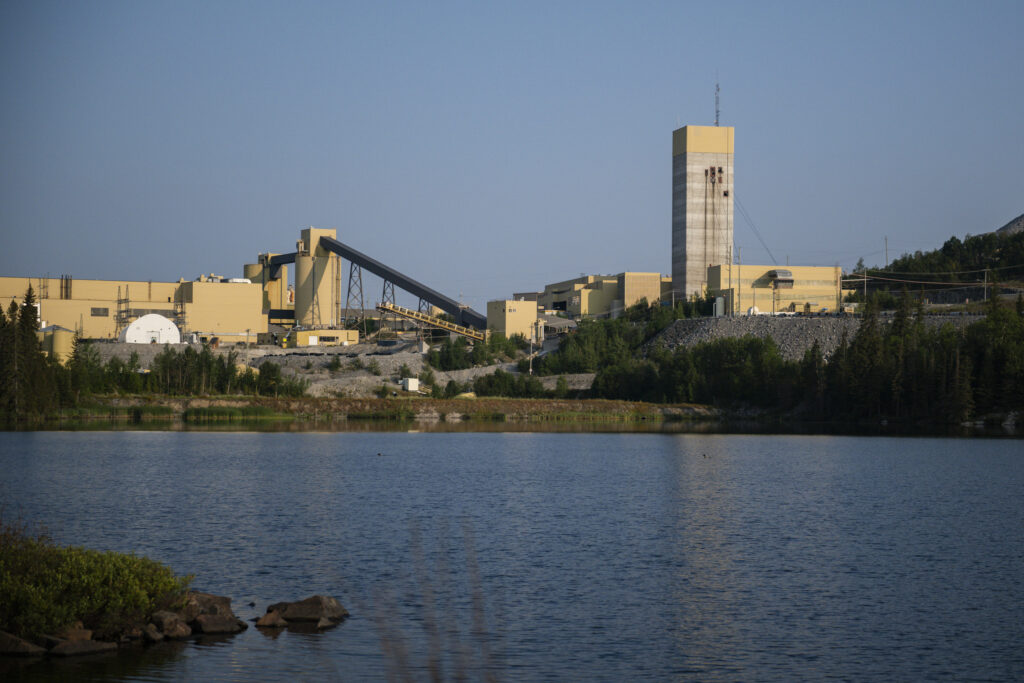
[{"left": 1, "top": 433, "right": 1021, "bottom": 681}]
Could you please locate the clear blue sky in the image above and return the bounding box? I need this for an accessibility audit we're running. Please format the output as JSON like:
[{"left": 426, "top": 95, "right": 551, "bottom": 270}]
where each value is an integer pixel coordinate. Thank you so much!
[{"left": 2, "top": 1, "right": 1021, "bottom": 311}]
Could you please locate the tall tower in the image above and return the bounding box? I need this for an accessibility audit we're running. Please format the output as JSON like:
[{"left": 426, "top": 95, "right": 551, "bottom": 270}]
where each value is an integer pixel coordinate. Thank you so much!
[{"left": 671, "top": 125, "right": 734, "bottom": 299}]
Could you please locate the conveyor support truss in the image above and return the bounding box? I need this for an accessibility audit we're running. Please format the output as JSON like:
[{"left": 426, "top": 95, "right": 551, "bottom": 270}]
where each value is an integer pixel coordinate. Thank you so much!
[{"left": 376, "top": 302, "right": 487, "bottom": 342}]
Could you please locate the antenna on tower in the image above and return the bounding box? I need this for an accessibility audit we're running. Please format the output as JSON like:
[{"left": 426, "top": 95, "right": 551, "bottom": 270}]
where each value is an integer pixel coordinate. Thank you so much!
[{"left": 715, "top": 81, "right": 720, "bottom": 127}]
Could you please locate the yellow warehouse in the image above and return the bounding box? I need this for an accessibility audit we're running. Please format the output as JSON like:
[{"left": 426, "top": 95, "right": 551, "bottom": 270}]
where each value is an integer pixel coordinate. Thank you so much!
[{"left": 706, "top": 264, "right": 849, "bottom": 315}]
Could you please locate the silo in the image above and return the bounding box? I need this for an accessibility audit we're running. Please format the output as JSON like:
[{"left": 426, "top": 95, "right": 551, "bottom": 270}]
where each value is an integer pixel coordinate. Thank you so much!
[{"left": 294, "top": 252, "right": 314, "bottom": 326}]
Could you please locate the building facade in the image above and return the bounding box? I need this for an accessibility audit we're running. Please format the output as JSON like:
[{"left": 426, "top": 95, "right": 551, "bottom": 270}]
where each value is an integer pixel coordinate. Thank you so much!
[
  {"left": 0, "top": 275, "right": 267, "bottom": 343},
  {"left": 672, "top": 125, "right": 734, "bottom": 299},
  {"left": 706, "top": 264, "right": 847, "bottom": 315},
  {"left": 487, "top": 300, "right": 540, "bottom": 340},
  {"left": 531, "top": 272, "right": 671, "bottom": 319}
]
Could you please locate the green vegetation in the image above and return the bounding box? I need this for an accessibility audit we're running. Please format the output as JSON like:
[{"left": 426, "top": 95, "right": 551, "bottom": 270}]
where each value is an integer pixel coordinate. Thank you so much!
[
  {"left": 848, "top": 229, "right": 1024, "bottom": 303},
  {"left": 327, "top": 356, "right": 343, "bottom": 372},
  {"left": 472, "top": 369, "right": 545, "bottom": 398},
  {"left": 367, "top": 358, "right": 382, "bottom": 376},
  {"left": 525, "top": 297, "right": 703, "bottom": 376},
  {"left": 0, "top": 515, "right": 191, "bottom": 641},
  {"left": 0, "top": 286, "right": 62, "bottom": 418},
  {"left": 182, "top": 405, "right": 289, "bottom": 422},
  {"left": 582, "top": 290, "right": 1023, "bottom": 422},
  {"left": 426, "top": 333, "right": 528, "bottom": 371},
  {"left": 879, "top": 230, "right": 1024, "bottom": 281}
]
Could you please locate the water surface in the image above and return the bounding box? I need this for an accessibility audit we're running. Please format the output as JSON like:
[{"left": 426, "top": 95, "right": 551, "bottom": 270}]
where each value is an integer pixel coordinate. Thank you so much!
[{"left": 1, "top": 432, "right": 1021, "bottom": 681}]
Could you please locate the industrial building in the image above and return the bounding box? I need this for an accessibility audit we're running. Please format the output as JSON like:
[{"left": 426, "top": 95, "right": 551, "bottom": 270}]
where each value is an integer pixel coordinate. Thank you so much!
[
  {"left": 672, "top": 125, "right": 734, "bottom": 300},
  {"left": 519, "top": 272, "right": 672, "bottom": 319},
  {"left": 3, "top": 122, "right": 853, "bottom": 365},
  {"left": 486, "top": 300, "right": 541, "bottom": 341},
  {"left": 706, "top": 264, "right": 845, "bottom": 315},
  {"left": 0, "top": 274, "right": 266, "bottom": 344},
  {"left": 1, "top": 226, "right": 497, "bottom": 352}
]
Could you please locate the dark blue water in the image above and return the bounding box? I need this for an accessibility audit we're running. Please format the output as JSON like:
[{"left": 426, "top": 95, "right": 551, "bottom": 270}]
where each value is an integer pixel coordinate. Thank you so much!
[{"left": 1, "top": 431, "right": 1022, "bottom": 681}]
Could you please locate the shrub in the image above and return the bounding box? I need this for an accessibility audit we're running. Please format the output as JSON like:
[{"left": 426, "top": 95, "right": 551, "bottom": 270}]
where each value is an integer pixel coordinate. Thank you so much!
[
  {"left": 0, "top": 516, "right": 192, "bottom": 641},
  {"left": 398, "top": 363, "right": 413, "bottom": 379},
  {"left": 367, "top": 359, "right": 382, "bottom": 376},
  {"left": 327, "top": 356, "right": 342, "bottom": 372}
]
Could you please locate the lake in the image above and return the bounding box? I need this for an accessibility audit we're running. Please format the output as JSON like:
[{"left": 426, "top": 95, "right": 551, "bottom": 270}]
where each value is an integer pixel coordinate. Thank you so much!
[{"left": 1, "top": 431, "right": 1022, "bottom": 681}]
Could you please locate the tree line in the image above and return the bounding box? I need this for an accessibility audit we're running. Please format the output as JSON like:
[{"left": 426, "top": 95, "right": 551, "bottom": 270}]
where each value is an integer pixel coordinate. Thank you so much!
[
  {"left": 533, "top": 294, "right": 1023, "bottom": 423},
  {"left": 854, "top": 229, "right": 1024, "bottom": 284}
]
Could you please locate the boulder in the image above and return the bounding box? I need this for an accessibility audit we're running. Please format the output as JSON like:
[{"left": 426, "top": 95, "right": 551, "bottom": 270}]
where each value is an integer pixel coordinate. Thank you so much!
[
  {"left": 57, "top": 627, "right": 93, "bottom": 642},
  {"left": 255, "top": 611, "right": 288, "bottom": 628},
  {"left": 267, "top": 595, "right": 349, "bottom": 623},
  {"left": 142, "top": 624, "right": 164, "bottom": 643},
  {"left": 49, "top": 640, "right": 117, "bottom": 657},
  {"left": 193, "top": 615, "right": 247, "bottom": 635},
  {"left": 181, "top": 591, "right": 234, "bottom": 621},
  {"left": 152, "top": 612, "right": 191, "bottom": 639},
  {"left": 0, "top": 631, "right": 46, "bottom": 657}
]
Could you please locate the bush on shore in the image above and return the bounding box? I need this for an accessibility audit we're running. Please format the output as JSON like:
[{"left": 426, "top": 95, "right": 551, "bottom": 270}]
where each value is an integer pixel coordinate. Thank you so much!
[{"left": 0, "top": 516, "right": 192, "bottom": 641}]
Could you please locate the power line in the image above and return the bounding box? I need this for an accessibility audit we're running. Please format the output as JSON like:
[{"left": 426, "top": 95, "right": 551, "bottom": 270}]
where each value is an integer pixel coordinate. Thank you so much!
[
  {"left": 733, "top": 196, "right": 777, "bottom": 265},
  {"left": 868, "top": 262, "right": 1024, "bottom": 276}
]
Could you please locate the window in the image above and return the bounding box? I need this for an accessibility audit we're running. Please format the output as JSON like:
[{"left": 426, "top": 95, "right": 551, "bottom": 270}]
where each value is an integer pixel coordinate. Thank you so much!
[{"left": 91, "top": 307, "right": 109, "bottom": 317}]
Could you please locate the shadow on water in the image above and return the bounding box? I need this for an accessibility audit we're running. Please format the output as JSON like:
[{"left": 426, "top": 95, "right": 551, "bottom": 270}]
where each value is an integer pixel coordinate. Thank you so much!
[{"left": 0, "top": 640, "right": 188, "bottom": 683}]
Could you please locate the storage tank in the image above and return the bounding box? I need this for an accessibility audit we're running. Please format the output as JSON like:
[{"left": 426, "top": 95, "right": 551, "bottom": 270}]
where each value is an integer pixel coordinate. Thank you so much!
[{"left": 294, "top": 253, "right": 314, "bottom": 326}]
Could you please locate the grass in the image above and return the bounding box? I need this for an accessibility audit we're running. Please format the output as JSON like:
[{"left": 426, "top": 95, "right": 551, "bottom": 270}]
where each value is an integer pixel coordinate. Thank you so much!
[
  {"left": 0, "top": 514, "right": 192, "bottom": 641},
  {"left": 182, "top": 405, "right": 292, "bottom": 422}
]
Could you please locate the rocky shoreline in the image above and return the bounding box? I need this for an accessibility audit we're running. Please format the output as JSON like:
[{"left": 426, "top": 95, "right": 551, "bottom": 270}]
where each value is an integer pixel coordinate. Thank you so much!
[{"left": 0, "top": 592, "right": 347, "bottom": 659}]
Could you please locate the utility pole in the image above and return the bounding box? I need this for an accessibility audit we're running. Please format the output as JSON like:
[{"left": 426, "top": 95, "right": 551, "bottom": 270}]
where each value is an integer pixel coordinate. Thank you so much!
[{"left": 885, "top": 236, "right": 888, "bottom": 268}]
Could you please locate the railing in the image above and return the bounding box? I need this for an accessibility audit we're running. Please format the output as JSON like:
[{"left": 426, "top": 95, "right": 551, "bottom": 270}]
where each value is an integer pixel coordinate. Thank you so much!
[{"left": 376, "top": 302, "right": 487, "bottom": 342}]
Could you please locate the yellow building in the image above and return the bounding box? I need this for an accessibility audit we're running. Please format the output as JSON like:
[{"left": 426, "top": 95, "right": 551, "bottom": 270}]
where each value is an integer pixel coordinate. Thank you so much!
[
  {"left": 706, "top": 264, "right": 847, "bottom": 315},
  {"left": 487, "top": 300, "right": 540, "bottom": 340},
  {"left": 37, "top": 325, "right": 75, "bottom": 364},
  {"left": 672, "top": 125, "right": 735, "bottom": 299},
  {"left": 284, "top": 328, "right": 359, "bottom": 348},
  {"left": 535, "top": 272, "right": 671, "bottom": 318},
  {"left": 0, "top": 274, "right": 267, "bottom": 343},
  {"left": 243, "top": 253, "right": 292, "bottom": 313},
  {"left": 294, "top": 227, "right": 341, "bottom": 327}
]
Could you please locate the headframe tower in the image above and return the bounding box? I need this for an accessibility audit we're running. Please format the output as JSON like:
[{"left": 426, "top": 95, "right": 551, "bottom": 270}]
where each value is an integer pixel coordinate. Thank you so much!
[{"left": 671, "top": 125, "right": 734, "bottom": 299}]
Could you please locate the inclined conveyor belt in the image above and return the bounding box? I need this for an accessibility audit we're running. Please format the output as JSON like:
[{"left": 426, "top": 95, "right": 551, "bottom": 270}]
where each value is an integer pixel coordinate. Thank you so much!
[{"left": 318, "top": 236, "right": 487, "bottom": 330}]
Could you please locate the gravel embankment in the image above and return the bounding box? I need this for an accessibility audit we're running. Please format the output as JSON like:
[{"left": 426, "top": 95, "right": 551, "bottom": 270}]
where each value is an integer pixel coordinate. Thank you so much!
[{"left": 649, "top": 315, "right": 982, "bottom": 362}]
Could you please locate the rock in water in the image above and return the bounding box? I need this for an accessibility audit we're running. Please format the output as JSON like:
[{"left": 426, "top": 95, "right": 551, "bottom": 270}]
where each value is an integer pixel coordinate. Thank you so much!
[
  {"left": 256, "top": 611, "right": 288, "bottom": 628},
  {"left": 193, "top": 614, "right": 247, "bottom": 634},
  {"left": 0, "top": 631, "right": 47, "bottom": 656},
  {"left": 265, "top": 595, "right": 349, "bottom": 623}
]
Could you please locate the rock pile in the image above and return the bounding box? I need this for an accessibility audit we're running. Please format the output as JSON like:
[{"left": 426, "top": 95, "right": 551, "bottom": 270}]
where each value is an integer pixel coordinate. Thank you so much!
[
  {"left": 0, "top": 590, "right": 247, "bottom": 659},
  {"left": 649, "top": 316, "right": 862, "bottom": 361}
]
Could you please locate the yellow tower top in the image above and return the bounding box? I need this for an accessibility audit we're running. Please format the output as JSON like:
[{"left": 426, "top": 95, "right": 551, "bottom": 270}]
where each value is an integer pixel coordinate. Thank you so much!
[{"left": 672, "top": 125, "right": 734, "bottom": 156}]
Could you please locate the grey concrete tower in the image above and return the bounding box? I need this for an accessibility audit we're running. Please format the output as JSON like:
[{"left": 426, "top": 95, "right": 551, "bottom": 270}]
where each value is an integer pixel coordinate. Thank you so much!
[{"left": 671, "top": 125, "right": 734, "bottom": 299}]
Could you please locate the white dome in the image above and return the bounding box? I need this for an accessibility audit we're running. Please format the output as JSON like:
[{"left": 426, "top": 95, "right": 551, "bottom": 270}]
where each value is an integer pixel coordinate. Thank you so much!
[{"left": 119, "top": 314, "right": 181, "bottom": 344}]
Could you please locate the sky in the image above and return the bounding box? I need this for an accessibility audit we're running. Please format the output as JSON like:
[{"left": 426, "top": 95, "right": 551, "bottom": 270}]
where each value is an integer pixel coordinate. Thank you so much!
[{"left": 1, "top": 0, "right": 1022, "bottom": 312}]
